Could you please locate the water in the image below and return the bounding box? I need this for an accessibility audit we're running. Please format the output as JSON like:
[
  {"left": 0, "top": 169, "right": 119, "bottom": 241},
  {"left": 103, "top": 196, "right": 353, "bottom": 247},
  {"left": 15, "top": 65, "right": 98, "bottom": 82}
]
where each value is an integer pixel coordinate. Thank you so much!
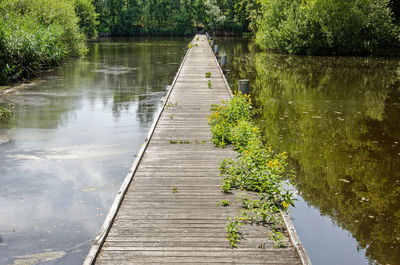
[
  {"left": 0, "top": 37, "right": 189, "bottom": 265},
  {"left": 216, "top": 37, "right": 400, "bottom": 265}
]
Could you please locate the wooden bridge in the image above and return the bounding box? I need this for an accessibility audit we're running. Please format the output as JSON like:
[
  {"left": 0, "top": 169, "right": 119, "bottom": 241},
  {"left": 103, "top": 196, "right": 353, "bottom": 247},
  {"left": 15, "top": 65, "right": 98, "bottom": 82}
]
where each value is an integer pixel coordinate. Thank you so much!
[{"left": 84, "top": 35, "right": 310, "bottom": 265}]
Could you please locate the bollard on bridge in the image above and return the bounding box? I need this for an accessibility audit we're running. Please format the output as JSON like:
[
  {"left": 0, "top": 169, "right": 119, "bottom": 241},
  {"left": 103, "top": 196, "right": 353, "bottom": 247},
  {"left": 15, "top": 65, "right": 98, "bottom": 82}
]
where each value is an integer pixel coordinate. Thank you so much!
[
  {"left": 238, "top": 79, "right": 250, "bottom": 95},
  {"left": 220, "top": 55, "right": 227, "bottom": 68},
  {"left": 214, "top": 45, "right": 219, "bottom": 55}
]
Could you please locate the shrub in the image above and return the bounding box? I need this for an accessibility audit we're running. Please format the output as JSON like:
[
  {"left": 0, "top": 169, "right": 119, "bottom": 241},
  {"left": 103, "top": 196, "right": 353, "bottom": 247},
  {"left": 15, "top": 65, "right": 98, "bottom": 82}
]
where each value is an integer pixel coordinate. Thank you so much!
[
  {"left": 208, "top": 92, "right": 253, "bottom": 147},
  {"left": 0, "top": 15, "right": 67, "bottom": 83},
  {"left": 0, "top": 0, "right": 87, "bottom": 56},
  {"left": 230, "top": 120, "right": 261, "bottom": 151},
  {"left": 73, "top": 0, "right": 98, "bottom": 39},
  {"left": 0, "top": 106, "right": 12, "bottom": 120},
  {"left": 255, "top": 0, "right": 400, "bottom": 55}
]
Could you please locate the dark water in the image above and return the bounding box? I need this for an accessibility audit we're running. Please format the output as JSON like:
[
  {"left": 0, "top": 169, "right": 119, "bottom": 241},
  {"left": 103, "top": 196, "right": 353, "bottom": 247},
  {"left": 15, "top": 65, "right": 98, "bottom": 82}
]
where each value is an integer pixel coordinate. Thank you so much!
[
  {"left": 216, "top": 37, "right": 400, "bottom": 265},
  {"left": 0, "top": 37, "right": 189, "bottom": 265}
]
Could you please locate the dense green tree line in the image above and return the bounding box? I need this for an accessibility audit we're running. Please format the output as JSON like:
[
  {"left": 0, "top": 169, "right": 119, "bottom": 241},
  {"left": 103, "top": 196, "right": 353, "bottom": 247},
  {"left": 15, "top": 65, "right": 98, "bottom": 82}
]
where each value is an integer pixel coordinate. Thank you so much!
[
  {"left": 254, "top": 0, "right": 400, "bottom": 55},
  {"left": 95, "top": 0, "right": 400, "bottom": 54},
  {"left": 92, "top": 0, "right": 257, "bottom": 36}
]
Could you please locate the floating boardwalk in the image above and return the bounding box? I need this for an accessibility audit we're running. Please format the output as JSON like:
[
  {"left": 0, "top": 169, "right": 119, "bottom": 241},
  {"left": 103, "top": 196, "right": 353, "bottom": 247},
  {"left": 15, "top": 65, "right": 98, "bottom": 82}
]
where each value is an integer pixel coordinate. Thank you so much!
[{"left": 84, "top": 35, "right": 310, "bottom": 265}]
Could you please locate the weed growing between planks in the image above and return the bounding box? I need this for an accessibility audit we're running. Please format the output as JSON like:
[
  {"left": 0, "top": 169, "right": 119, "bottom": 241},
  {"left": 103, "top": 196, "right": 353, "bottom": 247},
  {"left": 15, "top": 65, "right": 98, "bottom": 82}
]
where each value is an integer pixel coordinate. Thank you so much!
[
  {"left": 166, "top": 101, "right": 178, "bottom": 109},
  {"left": 217, "top": 200, "right": 231, "bottom": 207},
  {"left": 226, "top": 217, "right": 242, "bottom": 248},
  {"left": 208, "top": 92, "right": 295, "bottom": 248},
  {"left": 169, "top": 139, "right": 207, "bottom": 144}
]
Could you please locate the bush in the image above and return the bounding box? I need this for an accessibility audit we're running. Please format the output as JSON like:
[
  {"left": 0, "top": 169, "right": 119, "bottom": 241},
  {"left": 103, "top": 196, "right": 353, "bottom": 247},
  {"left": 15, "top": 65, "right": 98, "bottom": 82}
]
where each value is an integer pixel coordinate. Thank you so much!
[
  {"left": 73, "top": 0, "right": 98, "bottom": 39},
  {"left": 0, "top": 0, "right": 87, "bottom": 56},
  {"left": 208, "top": 92, "right": 253, "bottom": 147},
  {"left": 255, "top": 0, "right": 400, "bottom": 55},
  {"left": 230, "top": 120, "right": 261, "bottom": 151},
  {"left": 0, "top": 16, "right": 67, "bottom": 83},
  {"left": 0, "top": 106, "right": 12, "bottom": 120}
]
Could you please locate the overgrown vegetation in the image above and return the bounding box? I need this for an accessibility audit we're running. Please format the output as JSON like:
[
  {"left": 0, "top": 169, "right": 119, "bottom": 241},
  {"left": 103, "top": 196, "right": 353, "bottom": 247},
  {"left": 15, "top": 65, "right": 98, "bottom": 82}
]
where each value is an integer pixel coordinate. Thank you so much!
[
  {"left": 0, "top": 106, "right": 12, "bottom": 120},
  {"left": 255, "top": 0, "right": 400, "bottom": 55},
  {"left": 0, "top": 0, "right": 97, "bottom": 84},
  {"left": 208, "top": 92, "right": 294, "bottom": 248}
]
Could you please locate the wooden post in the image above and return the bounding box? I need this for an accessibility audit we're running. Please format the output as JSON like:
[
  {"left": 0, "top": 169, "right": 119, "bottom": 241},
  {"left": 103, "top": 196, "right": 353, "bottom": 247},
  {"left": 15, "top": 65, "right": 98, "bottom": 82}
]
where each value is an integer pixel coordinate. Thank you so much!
[
  {"left": 238, "top": 79, "right": 250, "bottom": 95},
  {"left": 221, "top": 55, "right": 227, "bottom": 68},
  {"left": 214, "top": 45, "right": 219, "bottom": 55}
]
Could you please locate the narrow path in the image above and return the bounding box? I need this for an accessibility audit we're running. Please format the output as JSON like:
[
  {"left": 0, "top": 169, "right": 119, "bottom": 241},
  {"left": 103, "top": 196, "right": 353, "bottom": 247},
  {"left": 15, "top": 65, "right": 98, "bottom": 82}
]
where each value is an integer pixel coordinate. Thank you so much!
[{"left": 84, "top": 35, "right": 308, "bottom": 265}]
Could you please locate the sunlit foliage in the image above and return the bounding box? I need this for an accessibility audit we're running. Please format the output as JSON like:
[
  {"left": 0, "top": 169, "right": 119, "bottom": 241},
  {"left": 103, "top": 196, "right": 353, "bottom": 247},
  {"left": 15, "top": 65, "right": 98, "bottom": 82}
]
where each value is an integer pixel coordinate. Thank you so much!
[{"left": 255, "top": 0, "right": 400, "bottom": 55}]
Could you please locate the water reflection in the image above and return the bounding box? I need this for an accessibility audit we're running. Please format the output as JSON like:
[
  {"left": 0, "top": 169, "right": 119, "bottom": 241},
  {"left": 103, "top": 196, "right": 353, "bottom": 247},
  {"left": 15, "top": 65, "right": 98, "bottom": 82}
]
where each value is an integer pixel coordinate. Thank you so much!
[
  {"left": 218, "top": 37, "right": 400, "bottom": 265},
  {"left": 0, "top": 37, "right": 189, "bottom": 265}
]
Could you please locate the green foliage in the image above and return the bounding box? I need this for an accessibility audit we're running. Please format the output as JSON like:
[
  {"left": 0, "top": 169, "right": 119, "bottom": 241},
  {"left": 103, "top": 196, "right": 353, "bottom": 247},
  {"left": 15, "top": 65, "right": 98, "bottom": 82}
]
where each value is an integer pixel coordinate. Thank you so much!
[
  {"left": 230, "top": 120, "right": 260, "bottom": 151},
  {"left": 217, "top": 199, "right": 231, "bottom": 206},
  {"left": 0, "top": 15, "right": 67, "bottom": 83},
  {"left": 73, "top": 0, "right": 98, "bottom": 39},
  {"left": 226, "top": 217, "right": 242, "bottom": 248},
  {"left": 391, "top": 0, "right": 400, "bottom": 23},
  {"left": 92, "top": 0, "right": 256, "bottom": 36},
  {"left": 208, "top": 92, "right": 253, "bottom": 147},
  {"left": 0, "top": 106, "right": 12, "bottom": 120},
  {"left": 209, "top": 93, "right": 294, "bottom": 248},
  {"left": 0, "top": 0, "right": 95, "bottom": 83},
  {"left": 205, "top": 72, "right": 211, "bottom": 78},
  {"left": 0, "top": 0, "right": 87, "bottom": 56},
  {"left": 93, "top": 0, "right": 196, "bottom": 36},
  {"left": 255, "top": 0, "right": 400, "bottom": 55},
  {"left": 269, "top": 230, "right": 288, "bottom": 248},
  {"left": 208, "top": 80, "right": 212, "bottom": 89}
]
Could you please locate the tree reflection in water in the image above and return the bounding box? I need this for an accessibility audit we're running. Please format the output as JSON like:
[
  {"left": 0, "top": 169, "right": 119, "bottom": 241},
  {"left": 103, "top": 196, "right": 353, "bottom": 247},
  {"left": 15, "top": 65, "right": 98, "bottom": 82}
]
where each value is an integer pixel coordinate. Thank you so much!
[{"left": 219, "top": 37, "right": 400, "bottom": 265}]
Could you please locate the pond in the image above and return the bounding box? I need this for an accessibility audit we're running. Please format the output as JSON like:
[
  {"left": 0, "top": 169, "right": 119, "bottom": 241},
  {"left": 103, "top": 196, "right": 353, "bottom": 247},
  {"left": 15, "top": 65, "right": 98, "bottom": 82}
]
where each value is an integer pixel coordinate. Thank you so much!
[
  {"left": 216, "top": 37, "right": 400, "bottom": 265},
  {"left": 0, "top": 37, "right": 189, "bottom": 265}
]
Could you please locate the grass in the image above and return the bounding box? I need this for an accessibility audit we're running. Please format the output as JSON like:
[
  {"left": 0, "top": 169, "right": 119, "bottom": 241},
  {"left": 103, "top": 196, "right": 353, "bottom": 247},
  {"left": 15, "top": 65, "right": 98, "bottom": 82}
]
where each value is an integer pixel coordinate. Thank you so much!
[
  {"left": 208, "top": 92, "right": 294, "bottom": 248},
  {"left": 208, "top": 80, "right": 212, "bottom": 89},
  {"left": 205, "top": 72, "right": 211, "bottom": 78},
  {"left": 172, "top": 185, "right": 178, "bottom": 193}
]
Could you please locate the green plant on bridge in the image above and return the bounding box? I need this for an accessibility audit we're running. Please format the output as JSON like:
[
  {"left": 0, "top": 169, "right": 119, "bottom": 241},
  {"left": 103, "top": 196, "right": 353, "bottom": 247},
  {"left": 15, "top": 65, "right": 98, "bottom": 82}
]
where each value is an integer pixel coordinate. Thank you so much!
[{"left": 208, "top": 92, "right": 295, "bottom": 248}]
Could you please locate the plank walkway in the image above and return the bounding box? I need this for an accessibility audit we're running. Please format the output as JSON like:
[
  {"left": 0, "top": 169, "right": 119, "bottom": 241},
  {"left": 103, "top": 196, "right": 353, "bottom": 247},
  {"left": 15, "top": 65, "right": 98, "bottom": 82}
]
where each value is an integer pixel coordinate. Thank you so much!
[{"left": 84, "top": 35, "right": 310, "bottom": 265}]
